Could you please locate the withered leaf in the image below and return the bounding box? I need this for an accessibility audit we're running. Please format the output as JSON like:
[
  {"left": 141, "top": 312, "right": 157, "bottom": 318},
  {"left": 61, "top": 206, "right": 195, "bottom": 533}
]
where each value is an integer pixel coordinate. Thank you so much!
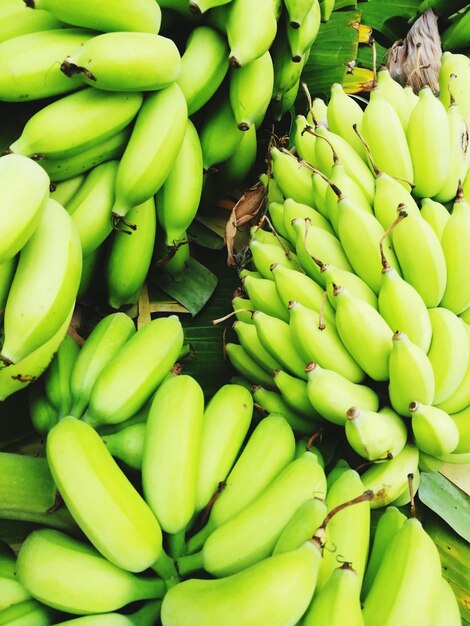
[{"left": 225, "top": 181, "right": 267, "bottom": 266}]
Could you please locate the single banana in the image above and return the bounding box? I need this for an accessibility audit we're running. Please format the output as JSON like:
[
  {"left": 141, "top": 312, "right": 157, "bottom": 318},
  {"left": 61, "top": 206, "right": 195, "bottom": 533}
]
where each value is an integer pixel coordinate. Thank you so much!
[
  {"left": 283, "top": 197, "right": 336, "bottom": 240},
  {"left": 440, "top": 187, "right": 470, "bottom": 314},
  {"left": 226, "top": 0, "right": 278, "bottom": 68},
  {"left": 376, "top": 67, "right": 412, "bottom": 130},
  {"left": 1, "top": 198, "right": 81, "bottom": 365},
  {"left": 195, "top": 384, "right": 253, "bottom": 512},
  {"left": 69, "top": 312, "right": 136, "bottom": 418},
  {"left": 0, "top": 3, "right": 62, "bottom": 44},
  {"left": 321, "top": 262, "right": 378, "bottom": 309},
  {"left": 439, "top": 51, "right": 470, "bottom": 119},
  {"left": 326, "top": 161, "right": 373, "bottom": 231},
  {"left": 226, "top": 342, "right": 278, "bottom": 389},
  {"left": 270, "top": 147, "right": 316, "bottom": 206},
  {"left": 434, "top": 100, "right": 469, "bottom": 203},
  {"left": 271, "top": 77, "right": 302, "bottom": 120},
  {"left": 16, "top": 528, "right": 165, "bottom": 614},
  {"left": 272, "top": 368, "right": 322, "bottom": 421},
  {"left": 61, "top": 32, "right": 181, "bottom": 91},
  {"left": 101, "top": 422, "right": 146, "bottom": 471},
  {"left": 436, "top": 323, "right": 470, "bottom": 414},
  {"left": 273, "top": 497, "right": 327, "bottom": 554},
  {"left": 362, "top": 517, "right": 443, "bottom": 626},
  {"left": 0, "top": 255, "right": 17, "bottom": 312},
  {"left": 218, "top": 123, "right": 257, "bottom": 190},
  {"left": 187, "top": 413, "right": 296, "bottom": 553},
  {"left": 427, "top": 306, "right": 469, "bottom": 405},
  {"left": 247, "top": 237, "right": 300, "bottom": 280},
  {"left": 432, "top": 577, "right": 462, "bottom": 626},
  {"left": 189, "top": 0, "right": 232, "bottom": 14},
  {"left": 306, "top": 361, "right": 379, "bottom": 425},
  {"left": 0, "top": 28, "right": 94, "bottom": 101},
  {"left": 142, "top": 375, "right": 205, "bottom": 536},
  {"left": 420, "top": 197, "right": 450, "bottom": 239},
  {"left": 43, "top": 334, "right": 80, "bottom": 420},
  {"left": 232, "top": 294, "right": 254, "bottom": 323},
  {"left": 50, "top": 173, "right": 86, "bottom": 208},
  {"left": 26, "top": 0, "right": 162, "bottom": 33},
  {"left": 360, "top": 442, "right": 419, "bottom": 508},
  {"left": 409, "top": 401, "right": 460, "bottom": 457},
  {"left": 251, "top": 385, "right": 315, "bottom": 433},
  {"left": 372, "top": 170, "right": 419, "bottom": 231},
  {"left": 406, "top": 86, "right": 451, "bottom": 198},
  {"left": 82, "top": 316, "right": 184, "bottom": 428},
  {"left": 0, "top": 599, "right": 52, "bottom": 625},
  {"left": 229, "top": 50, "right": 274, "bottom": 130},
  {"left": 388, "top": 331, "right": 435, "bottom": 416},
  {"left": 29, "top": 380, "right": 59, "bottom": 435},
  {"left": 345, "top": 406, "right": 408, "bottom": 460},
  {"left": 293, "top": 114, "right": 317, "bottom": 164},
  {"left": 326, "top": 83, "right": 366, "bottom": 159},
  {"left": 284, "top": 0, "right": 315, "bottom": 27},
  {"left": 268, "top": 201, "right": 290, "bottom": 239},
  {"left": 286, "top": 0, "right": 321, "bottom": 61},
  {"left": 9, "top": 88, "right": 143, "bottom": 160},
  {"left": 242, "top": 274, "right": 288, "bottom": 321},
  {"left": 233, "top": 320, "right": 280, "bottom": 372},
  {"left": 112, "top": 83, "right": 187, "bottom": 219},
  {"left": 0, "top": 153, "right": 50, "bottom": 264}
]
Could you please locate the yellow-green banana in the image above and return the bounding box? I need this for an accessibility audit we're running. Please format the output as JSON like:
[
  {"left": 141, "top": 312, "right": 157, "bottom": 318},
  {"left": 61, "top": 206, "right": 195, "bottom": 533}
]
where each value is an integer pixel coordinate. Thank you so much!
[
  {"left": 50, "top": 173, "right": 86, "bottom": 208},
  {"left": 229, "top": 50, "right": 274, "bottom": 130},
  {"left": 273, "top": 497, "right": 327, "bottom": 554},
  {"left": 189, "top": 0, "right": 232, "bottom": 14},
  {"left": 0, "top": 599, "right": 52, "bottom": 625},
  {"left": 287, "top": 0, "right": 321, "bottom": 61},
  {"left": 372, "top": 170, "right": 419, "bottom": 230},
  {"left": 376, "top": 67, "right": 412, "bottom": 130},
  {"left": 226, "top": 0, "right": 278, "bottom": 68},
  {"left": 432, "top": 577, "right": 462, "bottom": 626},
  {"left": 101, "top": 422, "right": 146, "bottom": 471},
  {"left": 0, "top": 255, "right": 17, "bottom": 312},
  {"left": 233, "top": 320, "right": 280, "bottom": 372},
  {"left": 242, "top": 274, "right": 289, "bottom": 321},
  {"left": 43, "top": 334, "right": 80, "bottom": 420},
  {"left": 218, "top": 123, "right": 257, "bottom": 190},
  {"left": 270, "top": 148, "right": 316, "bottom": 206},
  {"left": 283, "top": 197, "right": 336, "bottom": 240},
  {"left": 409, "top": 401, "right": 460, "bottom": 457},
  {"left": 322, "top": 262, "right": 378, "bottom": 309},
  {"left": 434, "top": 100, "right": 469, "bottom": 203},
  {"left": 0, "top": 3, "right": 62, "bottom": 43},
  {"left": 272, "top": 368, "right": 322, "bottom": 421},
  {"left": 29, "top": 379, "right": 59, "bottom": 435},
  {"left": 226, "top": 342, "right": 277, "bottom": 388},
  {"left": 251, "top": 385, "right": 315, "bottom": 433},
  {"left": 439, "top": 51, "right": 470, "bottom": 119},
  {"left": 326, "top": 83, "right": 366, "bottom": 159},
  {"left": 437, "top": 323, "right": 470, "bottom": 414},
  {"left": 345, "top": 406, "right": 408, "bottom": 460},
  {"left": 420, "top": 197, "right": 450, "bottom": 240}
]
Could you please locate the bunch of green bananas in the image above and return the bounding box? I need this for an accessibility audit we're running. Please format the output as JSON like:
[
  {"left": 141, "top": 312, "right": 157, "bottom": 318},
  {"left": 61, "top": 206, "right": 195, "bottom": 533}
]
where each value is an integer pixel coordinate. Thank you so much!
[{"left": 227, "top": 55, "right": 470, "bottom": 479}]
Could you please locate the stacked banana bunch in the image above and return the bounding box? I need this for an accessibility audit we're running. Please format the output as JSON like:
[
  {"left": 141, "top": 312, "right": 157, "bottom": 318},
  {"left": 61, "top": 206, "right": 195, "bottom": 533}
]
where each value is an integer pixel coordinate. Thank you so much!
[
  {"left": 227, "top": 54, "right": 470, "bottom": 479},
  {"left": 0, "top": 0, "right": 329, "bottom": 296},
  {"left": 3, "top": 359, "right": 462, "bottom": 624}
]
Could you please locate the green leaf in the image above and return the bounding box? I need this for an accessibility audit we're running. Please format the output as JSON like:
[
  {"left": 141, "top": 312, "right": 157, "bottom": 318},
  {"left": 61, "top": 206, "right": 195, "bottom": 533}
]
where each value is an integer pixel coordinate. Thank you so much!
[
  {"left": 188, "top": 219, "right": 225, "bottom": 251},
  {"left": 419, "top": 471, "right": 470, "bottom": 542},
  {"left": 358, "top": 0, "right": 422, "bottom": 41}
]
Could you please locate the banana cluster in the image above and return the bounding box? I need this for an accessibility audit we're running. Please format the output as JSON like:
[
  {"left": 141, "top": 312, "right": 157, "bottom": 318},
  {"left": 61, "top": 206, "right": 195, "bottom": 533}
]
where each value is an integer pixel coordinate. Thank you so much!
[
  {"left": 227, "top": 56, "right": 470, "bottom": 478},
  {"left": 0, "top": 0, "right": 330, "bottom": 295}
]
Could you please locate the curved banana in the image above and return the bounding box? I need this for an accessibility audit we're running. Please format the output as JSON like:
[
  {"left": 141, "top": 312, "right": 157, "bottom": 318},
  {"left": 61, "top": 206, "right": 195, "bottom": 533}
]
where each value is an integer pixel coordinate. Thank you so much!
[
  {"left": 410, "top": 401, "right": 460, "bottom": 457},
  {"left": 50, "top": 173, "right": 86, "bottom": 208},
  {"left": 218, "top": 123, "right": 257, "bottom": 190},
  {"left": 226, "top": 0, "right": 278, "bottom": 68},
  {"left": 0, "top": 28, "right": 94, "bottom": 101},
  {"left": 322, "top": 262, "right": 378, "bottom": 309},
  {"left": 251, "top": 385, "right": 315, "bottom": 433},
  {"left": 10, "top": 88, "right": 143, "bottom": 160},
  {"left": 232, "top": 294, "right": 254, "bottom": 324},
  {"left": 345, "top": 406, "right": 408, "bottom": 460},
  {"left": 293, "top": 114, "right": 317, "bottom": 165},
  {"left": 226, "top": 342, "right": 277, "bottom": 389},
  {"left": 112, "top": 83, "right": 187, "bottom": 219},
  {"left": 69, "top": 312, "right": 135, "bottom": 418},
  {"left": 283, "top": 197, "right": 336, "bottom": 240},
  {"left": 420, "top": 197, "right": 450, "bottom": 239},
  {"left": 439, "top": 51, "right": 470, "bottom": 119},
  {"left": 233, "top": 320, "right": 280, "bottom": 372},
  {"left": 242, "top": 273, "right": 288, "bottom": 321},
  {"left": 101, "top": 422, "right": 146, "bottom": 471},
  {"left": 432, "top": 577, "right": 462, "bottom": 626},
  {"left": 376, "top": 67, "right": 412, "bottom": 130},
  {"left": 273, "top": 497, "right": 327, "bottom": 554},
  {"left": 434, "top": 101, "right": 469, "bottom": 203},
  {"left": 0, "top": 153, "right": 50, "bottom": 264},
  {"left": 326, "top": 83, "right": 366, "bottom": 159},
  {"left": 388, "top": 331, "right": 435, "bottom": 416},
  {"left": 16, "top": 528, "right": 165, "bottom": 614},
  {"left": 27, "top": 0, "right": 162, "bottom": 33},
  {"left": 406, "top": 86, "right": 451, "bottom": 198},
  {"left": 270, "top": 148, "right": 316, "bottom": 206},
  {"left": 436, "top": 323, "right": 470, "bottom": 414},
  {"left": 229, "top": 50, "right": 274, "bottom": 130},
  {"left": 326, "top": 161, "right": 373, "bottom": 231},
  {"left": 43, "top": 334, "right": 80, "bottom": 420},
  {"left": 286, "top": 0, "right": 321, "bottom": 61},
  {"left": 272, "top": 368, "right": 322, "bottom": 421},
  {"left": 0, "top": 3, "right": 62, "bottom": 44},
  {"left": 29, "top": 380, "right": 59, "bottom": 435},
  {"left": 306, "top": 361, "right": 379, "bottom": 425},
  {"left": 372, "top": 170, "right": 419, "bottom": 230},
  {"left": 61, "top": 32, "right": 181, "bottom": 92},
  {"left": 0, "top": 599, "right": 52, "bottom": 625}
]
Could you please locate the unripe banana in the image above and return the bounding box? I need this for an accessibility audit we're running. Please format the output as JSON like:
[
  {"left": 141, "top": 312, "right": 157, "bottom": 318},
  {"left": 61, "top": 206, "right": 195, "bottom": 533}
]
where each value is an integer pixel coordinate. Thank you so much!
[
  {"left": 319, "top": 0, "right": 335, "bottom": 21},
  {"left": 28, "top": 380, "right": 58, "bottom": 435},
  {"left": 1, "top": 198, "right": 81, "bottom": 365},
  {"left": 229, "top": 50, "right": 274, "bottom": 130},
  {"left": 251, "top": 385, "right": 315, "bottom": 433},
  {"left": 0, "top": 256, "right": 17, "bottom": 312},
  {"left": 232, "top": 294, "right": 254, "bottom": 323},
  {"left": 322, "top": 262, "right": 378, "bottom": 309},
  {"left": 0, "top": 154, "right": 50, "bottom": 264},
  {"left": 10, "top": 88, "right": 143, "bottom": 160},
  {"left": 187, "top": 413, "right": 296, "bottom": 552},
  {"left": 233, "top": 320, "right": 280, "bottom": 372},
  {"left": 61, "top": 33, "right": 181, "bottom": 92},
  {"left": 283, "top": 197, "right": 336, "bottom": 240},
  {"left": 326, "top": 458, "right": 350, "bottom": 489},
  {"left": 439, "top": 51, "right": 470, "bottom": 119},
  {"left": 195, "top": 384, "right": 253, "bottom": 512},
  {"left": 112, "top": 83, "right": 187, "bottom": 218},
  {"left": 326, "top": 161, "right": 373, "bottom": 231},
  {"left": 106, "top": 196, "right": 156, "bottom": 310},
  {"left": 267, "top": 201, "right": 290, "bottom": 239},
  {"left": 226, "top": 0, "right": 278, "bottom": 68},
  {"left": 289, "top": 300, "right": 365, "bottom": 383},
  {"left": 189, "top": 0, "right": 232, "bottom": 14},
  {"left": 43, "top": 334, "right": 80, "bottom": 420},
  {"left": 271, "top": 77, "right": 302, "bottom": 120},
  {"left": 409, "top": 401, "right": 460, "bottom": 457},
  {"left": 242, "top": 273, "right": 288, "bottom": 321},
  {"left": 360, "top": 442, "right": 419, "bottom": 508},
  {"left": 434, "top": 101, "right": 469, "bottom": 203},
  {"left": 293, "top": 115, "right": 317, "bottom": 164},
  {"left": 306, "top": 361, "right": 379, "bottom": 425},
  {"left": 432, "top": 577, "right": 462, "bottom": 626},
  {"left": 406, "top": 86, "right": 451, "bottom": 198},
  {"left": 420, "top": 197, "right": 450, "bottom": 239},
  {"left": 0, "top": 599, "right": 52, "bottom": 626},
  {"left": 226, "top": 342, "right": 277, "bottom": 389},
  {"left": 0, "top": 3, "right": 62, "bottom": 44},
  {"left": 307, "top": 96, "right": 329, "bottom": 127},
  {"left": 376, "top": 67, "right": 412, "bottom": 130},
  {"left": 284, "top": 0, "right": 315, "bottom": 27},
  {"left": 0, "top": 28, "right": 94, "bottom": 102},
  {"left": 287, "top": 0, "right": 320, "bottom": 61},
  {"left": 270, "top": 148, "right": 316, "bottom": 206},
  {"left": 378, "top": 264, "right": 432, "bottom": 352},
  {"left": 440, "top": 188, "right": 470, "bottom": 314},
  {"left": 218, "top": 123, "right": 257, "bottom": 191},
  {"left": 273, "top": 497, "right": 327, "bottom": 554},
  {"left": 16, "top": 529, "right": 164, "bottom": 614},
  {"left": 345, "top": 406, "right": 408, "bottom": 461},
  {"left": 50, "top": 173, "right": 86, "bottom": 208},
  {"left": 142, "top": 375, "right": 204, "bottom": 535},
  {"left": 372, "top": 171, "right": 419, "bottom": 230},
  {"left": 101, "top": 422, "right": 146, "bottom": 471},
  {"left": 27, "top": 0, "right": 162, "bottom": 33},
  {"left": 47, "top": 416, "right": 163, "bottom": 572},
  {"left": 326, "top": 83, "right": 366, "bottom": 159},
  {"left": 436, "top": 324, "right": 470, "bottom": 414},
  {"left": 272, "top": 368, "right": 322, "bottom": 421},
  {"left": 177, "top": 26, "right": 229, "bottom": 115},
  {"left": 427, "top": 306, "right": 469, "bottom": 404},
  {"left": 388, "top": 331, "right": 435, "bottom": 416}
]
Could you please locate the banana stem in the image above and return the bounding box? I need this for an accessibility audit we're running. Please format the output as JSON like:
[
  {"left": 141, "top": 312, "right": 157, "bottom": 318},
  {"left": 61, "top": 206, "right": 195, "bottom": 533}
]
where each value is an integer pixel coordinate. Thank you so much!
[
  {"left": 212, "top": 309, "right": 253, "bottom": 325},
  {"left": 314, "top": 489, "right": 375, "bottom": 547},
  {"left": 167, "top": 528, "right": 187, "bottom": 560},
  {"left": 301, "top": 81, "right": 317, "bottom": 127},
  {"left": 379, "top": 209, "right": 408, "bottom": 270},
  {"left": 151, "top": 547, "right": 179, "bottom": 583},
  {"left": 176, "top": 549, "right": 204, "bottom": 577},
  {"left": 185, "top": 519, "right": 215, "bottom": 555}
]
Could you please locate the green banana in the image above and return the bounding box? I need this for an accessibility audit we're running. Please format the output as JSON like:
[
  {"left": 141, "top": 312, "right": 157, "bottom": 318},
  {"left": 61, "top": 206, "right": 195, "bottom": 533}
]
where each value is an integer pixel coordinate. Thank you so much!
[
  {"left": 43, "top": 334, "right": 80, "bottom": 420},
  {"left": 189, "top": 0, "right": 232, "bottom": 14},
  {"left": 1, "top": 198, "right": 81, "bottom": 365},
  {"left": 61, "top": 32, "right": 181, "bottom": 91},
  {"left": 162, "top": 542, "right": 321, "bottom": 626},
  {"left": 388, "top": 331, "right": 435, "bottom": 416},
  {"left": 284, "top": 0, "right": 315, "bottom": 27},
  {"left": 301, "top": 563, "right": 364, "bottom": 626},
  {"left": 272, "top": 497, "right": 327, "bottom": 554},
  {"left": 439, "top": 51, "right": 470, "bottom": 119},
  {"left": 0, "top": 153, "right": 49, "bottom": 264},
  {"left": 0, "top": 544, "right": 31, "bottom": 611},
  {"left": 326, "top": 458, "right": 350, "bottom": 489},
  {"left": 432, "top": 577, "right": 462, "bottom": 626},
  {"left": 232, "top": 294, "right": 254, "bottom": 323},
  {"left": 226, "top": 0, "right": 278, "bottom": 68},
  {"left": 142, "top": 375, "right": 204, "bottom": 536},
  {"left": 242, "top": 274, "right": 288, "bottom": 321},
  {"left": 326, "top": 161, "right": 373, "bottom": 232},
  {"left": 376, "top": 67, "right": 412, "bottom": 130},
  {"left": 409, "top": 401, "right": 460, "bottom": 457},
  {"left": 406, "top": 86, "right": 451, "bottom": 198},
  {"left": 333, "top": 285, "right": 393, "bottom": 381},
  {"left": 283, "top": 197, "right": 336, "bottom": 240},
  {"left": 177, "top": 26, "right": 229, "bottom": 115},
  {"left": 345, "top": 406, "right": 408, "bottom": 460},
  {"left": 293, "top": 114, "right": 316, "bottom": 164},
  {"left": 82, "top": 316, "right": 183, "bottom": 427},
  {"left": 0, "top": 28, "right": 94, "bottom": 101},
  {"left": 272, "top": 368, "right": 322, "bottom": 421},
  {"left": 319, "top": 0, "right": 335, "bottom": 21},
  {"left": 306, "top": 361, "right": 379, "bottom": 425},
  {"left": 0, "top": 599, "right": 52, "bottom": 626},
  {"left": 440, "top": 188, "right": 470, "bottom": 314},
  {"left": 434, "top": 101, "right": 469, "bottom": 203},
  {"left": 187, "top": 413, "right": 296, "bottom": 552},
  {"left": 229, "top": 50, "right": 274, "bottom": 130},
  {"left": 271, "top": 77, "right": 302, "bottom": 120},
  {"left": 50, "top": 173, "right": 86, "bottom": 208},
  {"left": 360, "top": 442, "right": 419, "bottom": 508},
  {"left": 226, "top": 342, "right": 277, "bottom": 388},
  {"left": 362, "top": 506, "right": 407, "bottom": 598},
  {"left": 436, "top": 323, "right": 470, "bottom": 414},
  {"left": 106, "top": 195, "right": 157, "bottom": 309},
  {"left": 101, "top": 422, "right": 146, "bottom": 470},
  {"left": 322, "top": 262, "right": 378, "bottom": 310},
  {"left": 0, "top": 3, "right": 62, "bottom": 44},
  {"left": 112, "top": 83, "right": 187, "bottom": 219},
  {"left": 16, "top": 528, "right": 165, "bottom": 614},
  {"left": 268, "top": 201, "right": 290, "bottom": 239},
  {"left": 286, "top": 0, "right": 321, "bottom": 61},
  {"left": 251, "top": 385, "right": 315, "bottom": 433},
  {"left": 420, "top": 197, "right": 450, "bottom": 239},
  {"left": 218, "top": 123, "right": 257, "bottom": 190},
  {"left": 0, "top": 256, "right": 17, "bottom": 312},
  {"left": 441, "top": 6, "right": 470, "bottom": 52},
  {"left": 69, "top": 312, "right": 135, "bottom": 418},
  {"left": 372, "top": 170, "right": 419, "bottom": 231},
  {"left": 270, "top": 147, "right": 316, "bottom": 206},
  {"left": 326, "top": 83, "right": 366, "bottom": 159},
  {"left": 27, "top": 0, "right": 162, "bottom": 33},
  {"left": 378, "top": 262, "right": 432, "bottom": 353},
  {"left": 195, "top": 384, "right": 253, "bottom": 512},
  {"left": 250, "top": 238, "right": 300, "bottom": 279},
  {"left": 179, "top": 453, "right": 326, "bottom": 577},
  {"left": 10, "top": 88, "right": 143, "bottom": 160},
  {"left": 233, "top": 320, "right": 280, "bottom": 372},
  {"left": 29, "top": 380, "right": 59, "bottom": 435},
  {"left": 289, "top": 300, "right": 365, "bottom": 382},
  {"left": 427, "top": 306, "right": 469, "bottom": 405},
  {"left": 362, "top": 517, "right": 442, "bottom": 626}
]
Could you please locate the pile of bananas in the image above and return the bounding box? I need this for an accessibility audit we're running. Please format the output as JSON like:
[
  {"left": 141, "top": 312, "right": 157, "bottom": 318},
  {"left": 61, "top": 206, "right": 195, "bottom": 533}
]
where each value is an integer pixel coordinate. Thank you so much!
[{"left": 227, "top": 53, "right": 470, "bottom": 478}]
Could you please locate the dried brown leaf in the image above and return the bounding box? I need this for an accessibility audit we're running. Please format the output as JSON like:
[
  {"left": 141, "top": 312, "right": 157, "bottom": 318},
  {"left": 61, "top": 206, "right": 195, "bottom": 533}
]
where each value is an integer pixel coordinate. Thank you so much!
[{"left": 225, "top": 181, "right": 267, "bottom": 266}]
